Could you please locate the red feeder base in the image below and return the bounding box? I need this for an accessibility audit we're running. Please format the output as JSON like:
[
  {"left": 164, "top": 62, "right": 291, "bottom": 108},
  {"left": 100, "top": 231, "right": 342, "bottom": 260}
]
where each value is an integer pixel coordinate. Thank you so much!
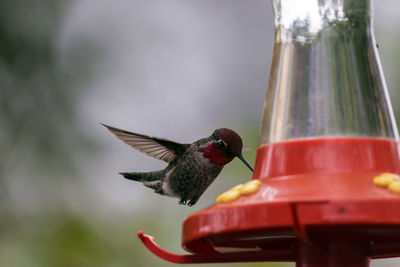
[{"left": 139, "top": 138, "right": 400, "bottom": 266}]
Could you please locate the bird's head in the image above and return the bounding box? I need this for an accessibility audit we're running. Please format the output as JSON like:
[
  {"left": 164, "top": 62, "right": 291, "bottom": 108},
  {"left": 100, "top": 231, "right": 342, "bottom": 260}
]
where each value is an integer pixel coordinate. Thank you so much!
[{"left": 199, "top": 128, "right": 253, "bottom": 172}]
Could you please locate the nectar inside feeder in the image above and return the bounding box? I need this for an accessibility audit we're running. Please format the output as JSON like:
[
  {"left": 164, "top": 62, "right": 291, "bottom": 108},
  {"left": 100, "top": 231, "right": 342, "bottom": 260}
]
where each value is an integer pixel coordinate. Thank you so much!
[{"left": 138, "top": 0, "right": 400, "bottom": 266}]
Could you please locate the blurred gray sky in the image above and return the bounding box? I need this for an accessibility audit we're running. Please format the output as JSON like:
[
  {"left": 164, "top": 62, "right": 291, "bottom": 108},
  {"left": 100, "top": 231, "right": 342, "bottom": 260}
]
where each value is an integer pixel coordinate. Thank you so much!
[{"left": 58, "top": 0, "right": 273, "bottom": 214}]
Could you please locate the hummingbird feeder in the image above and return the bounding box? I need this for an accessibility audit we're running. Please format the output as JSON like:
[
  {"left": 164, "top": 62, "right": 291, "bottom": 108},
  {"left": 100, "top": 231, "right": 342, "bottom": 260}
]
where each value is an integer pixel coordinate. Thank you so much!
[{"left": 138, "top": 0, "right": 400, "bottom": 266}]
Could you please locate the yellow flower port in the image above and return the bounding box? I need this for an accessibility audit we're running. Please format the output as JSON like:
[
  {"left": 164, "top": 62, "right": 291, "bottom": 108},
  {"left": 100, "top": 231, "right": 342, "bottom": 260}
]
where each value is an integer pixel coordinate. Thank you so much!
[
  {"left": 216, "top": 180, "right": 262, "bottom": 204},
  {"left": 373, "top": 173, "right": 400, "bottom": 193}
]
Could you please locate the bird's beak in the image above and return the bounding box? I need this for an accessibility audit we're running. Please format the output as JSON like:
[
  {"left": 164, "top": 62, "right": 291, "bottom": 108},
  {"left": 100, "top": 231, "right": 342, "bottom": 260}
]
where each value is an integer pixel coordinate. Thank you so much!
[{"left": 237, "top": 154, "right": 254, "bottom": 172}]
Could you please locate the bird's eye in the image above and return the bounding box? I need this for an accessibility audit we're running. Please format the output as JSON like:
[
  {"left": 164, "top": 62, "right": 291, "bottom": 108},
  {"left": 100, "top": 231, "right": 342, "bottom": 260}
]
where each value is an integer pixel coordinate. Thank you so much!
[{"left": 218, "top": 140, "right": 226, "bottom": 148}]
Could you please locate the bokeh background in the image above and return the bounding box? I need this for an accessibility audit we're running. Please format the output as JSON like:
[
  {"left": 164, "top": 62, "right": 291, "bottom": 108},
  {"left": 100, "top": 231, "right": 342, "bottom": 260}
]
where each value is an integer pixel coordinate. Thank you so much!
[{"left": 1, "top": 0, "right": 399, "bottom": 266}]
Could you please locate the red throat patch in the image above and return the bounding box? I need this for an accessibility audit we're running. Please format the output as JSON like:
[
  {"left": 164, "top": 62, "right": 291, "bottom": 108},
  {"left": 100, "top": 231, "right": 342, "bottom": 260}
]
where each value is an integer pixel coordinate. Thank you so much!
[{"left": 199, "top": 143, "right": 235, "bottom": 165}]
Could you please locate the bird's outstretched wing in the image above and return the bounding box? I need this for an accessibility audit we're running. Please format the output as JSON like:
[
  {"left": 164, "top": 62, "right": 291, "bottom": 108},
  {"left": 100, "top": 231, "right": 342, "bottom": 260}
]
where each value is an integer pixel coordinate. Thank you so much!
[{"left": 102, "top": 124, "right": 189, "bottom": 163}]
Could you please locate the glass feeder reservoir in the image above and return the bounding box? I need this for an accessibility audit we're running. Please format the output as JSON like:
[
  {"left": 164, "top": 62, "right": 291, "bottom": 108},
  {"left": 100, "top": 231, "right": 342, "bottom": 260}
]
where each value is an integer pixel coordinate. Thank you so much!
[{"left": 260, "top": 0, "right": 398, "bottom": 144}]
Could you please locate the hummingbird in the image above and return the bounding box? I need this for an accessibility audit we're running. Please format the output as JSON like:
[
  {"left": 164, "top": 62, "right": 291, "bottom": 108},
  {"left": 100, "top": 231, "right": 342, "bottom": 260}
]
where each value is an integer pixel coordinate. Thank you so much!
[{"left": 102, "top": 124, "right": 253, "bottom": 206}]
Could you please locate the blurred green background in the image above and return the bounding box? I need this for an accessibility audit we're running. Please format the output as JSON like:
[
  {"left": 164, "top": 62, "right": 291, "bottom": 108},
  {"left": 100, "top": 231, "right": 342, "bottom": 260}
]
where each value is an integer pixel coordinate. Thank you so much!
[{"left": 0, "top": 1, "right": 399, "bottom": 267}]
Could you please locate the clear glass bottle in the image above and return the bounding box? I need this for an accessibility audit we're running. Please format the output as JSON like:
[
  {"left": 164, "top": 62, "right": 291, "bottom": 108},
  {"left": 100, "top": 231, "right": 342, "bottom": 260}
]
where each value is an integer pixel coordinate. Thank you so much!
[{"left": 259, "top": 0, "right": 399, "bottom": 144}]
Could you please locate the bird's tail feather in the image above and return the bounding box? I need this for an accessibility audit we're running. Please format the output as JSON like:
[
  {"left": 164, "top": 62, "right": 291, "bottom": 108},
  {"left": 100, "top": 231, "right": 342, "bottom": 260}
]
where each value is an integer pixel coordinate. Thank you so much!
[
  {"left": 120, "top": 171, "right": 165, "bottom": 192},
  {"left": 119, "top": 171, "right": 163, "bottom": 182}
]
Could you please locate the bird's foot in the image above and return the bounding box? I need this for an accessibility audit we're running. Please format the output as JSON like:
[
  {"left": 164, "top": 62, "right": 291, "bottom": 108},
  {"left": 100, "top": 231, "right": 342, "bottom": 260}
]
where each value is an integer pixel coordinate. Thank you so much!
[
  {"left": 178, "top": 198, "right": 187, "bottom": 205},
  {"left": 187, "top": 201, "right": 195, "bottom": 207}
]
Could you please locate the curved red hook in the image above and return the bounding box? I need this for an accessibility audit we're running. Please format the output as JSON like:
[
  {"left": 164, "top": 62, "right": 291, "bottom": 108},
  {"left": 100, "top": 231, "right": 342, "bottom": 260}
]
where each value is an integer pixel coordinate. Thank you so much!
[{"left": 137, "top": 230, "right": 293, "bottom": 264}]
